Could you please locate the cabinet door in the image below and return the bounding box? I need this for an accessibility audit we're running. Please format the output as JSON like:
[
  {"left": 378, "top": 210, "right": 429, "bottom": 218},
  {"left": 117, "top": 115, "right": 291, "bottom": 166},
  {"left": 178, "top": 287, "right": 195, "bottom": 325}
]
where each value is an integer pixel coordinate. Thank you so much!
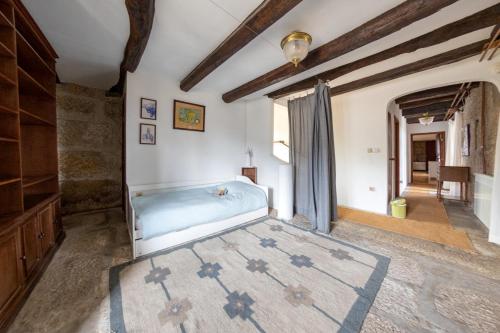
[
  {"left": 0, "top": 230, "right": 23, "bottom": 313},
  {"left": 21, "top": 214, "right": 41, "bottom": 277},
  {"left": 38, "top": 205, "right": 54, "bottom": 256},
  {"left": 52, "top": 199, "right": 62, "bottom": 240}
]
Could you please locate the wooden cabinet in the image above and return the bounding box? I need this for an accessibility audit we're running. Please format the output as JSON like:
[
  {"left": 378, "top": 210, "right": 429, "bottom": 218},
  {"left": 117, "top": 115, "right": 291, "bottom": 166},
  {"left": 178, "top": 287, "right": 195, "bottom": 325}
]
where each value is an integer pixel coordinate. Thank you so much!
[
  {"left": 38, "top": 205, "right": 54, "bottom": 256},
  {"left": 242, "top": 167, "right": 257, "bottom": 184},
  {"left": 52, "top": 199, "right": 63, "bottom": 240},
  {"left": 0, "top": 230, "right": 23, "bottom": 316},
  {"left": 0, "top": 1, "right": 63, "bottom": 331},
  {"left": 21, "top": 214, "right": 40, "bottom": 278}
]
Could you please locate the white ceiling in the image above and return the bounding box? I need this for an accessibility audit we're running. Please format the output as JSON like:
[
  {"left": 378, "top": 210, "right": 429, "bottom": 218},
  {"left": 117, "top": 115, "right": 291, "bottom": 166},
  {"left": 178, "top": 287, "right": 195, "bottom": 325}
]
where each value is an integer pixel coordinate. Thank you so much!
[
  {"left": 22, "top": 0, "right": 129, "bottom": 89},
  {"left": 23, "top": 0, "right": 498, "bottom": 96}
]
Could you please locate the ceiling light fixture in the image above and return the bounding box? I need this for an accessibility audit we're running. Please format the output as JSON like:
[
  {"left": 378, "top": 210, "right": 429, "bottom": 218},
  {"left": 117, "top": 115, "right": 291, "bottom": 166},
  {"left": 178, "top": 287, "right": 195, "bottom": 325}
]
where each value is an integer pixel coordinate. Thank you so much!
[
  {"left": 281, "top": 31, "right": 312, "bottom": 67},
  {"left": 418, "top": 112, "right": 434, "bottom": 126}
]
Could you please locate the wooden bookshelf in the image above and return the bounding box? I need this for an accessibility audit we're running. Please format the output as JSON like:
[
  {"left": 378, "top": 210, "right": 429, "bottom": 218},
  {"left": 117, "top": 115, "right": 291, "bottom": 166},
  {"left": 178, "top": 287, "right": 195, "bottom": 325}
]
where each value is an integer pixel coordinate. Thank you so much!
[
  {"left": 0, "top": 70, "right": 15, "bottom": 86},
  {"left": 0, "top": 178, "right": 20, "bottom": 186},
  {"left": 0, "top": 39, "right": 14, "bottom": 58},
  {"left": 0, "top": 4, "right": 13, "bottom": 28},
  {"left": 22, "top": 175, "right": 56, "bottom": 188},
  {"left": 0, "top": 1, "right": 62, "bottom": 331},
  {"left": 18, "top": 67, "right": 55, "bottom": 99},
  {"left": 20, "top": 108, "right": 55, "bottom": 126},
  {"left": 0, "top": 104, "right": 17, "bottom": 115}
]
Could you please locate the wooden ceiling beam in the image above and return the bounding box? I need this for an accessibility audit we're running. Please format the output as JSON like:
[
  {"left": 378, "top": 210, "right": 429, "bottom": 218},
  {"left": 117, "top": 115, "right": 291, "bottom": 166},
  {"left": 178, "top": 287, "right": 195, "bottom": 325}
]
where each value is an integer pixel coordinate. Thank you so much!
[
  {"left": 180, "top": 0, "right": 303, "bottom": 92},
  {"left": 398, "top": 95, "right": 455, "bottom": 109},
  {"left": 329, "top": 41, "right": 486, "bottom": 97},
  {"left": 407, "top": 114, "right": 446, "bottom": 124},
  {"left": 267, "top": 4, "right": 500, "bottom": 99},
  {"left": 402, "top": 103, "right": 451, "bottom": 117},
  {"left": 395, "top": 84, "right": 462, "bottom": 104},
  {"left": 222, "top": 0, "right": 459, "bottom": 102},
  {"left": 109, "top": 0, "right": 155, "bottom": 95},
  {"left": 405, "top": 109, "right": 448, "bottom": 119}
]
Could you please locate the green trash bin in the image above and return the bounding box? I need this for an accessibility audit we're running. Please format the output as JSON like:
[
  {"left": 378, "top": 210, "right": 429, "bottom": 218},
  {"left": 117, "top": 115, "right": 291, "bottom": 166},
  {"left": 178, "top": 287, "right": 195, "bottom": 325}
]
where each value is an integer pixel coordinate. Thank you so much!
[{"left": 391, "top": 198, "right": 407, "bottom": 219}]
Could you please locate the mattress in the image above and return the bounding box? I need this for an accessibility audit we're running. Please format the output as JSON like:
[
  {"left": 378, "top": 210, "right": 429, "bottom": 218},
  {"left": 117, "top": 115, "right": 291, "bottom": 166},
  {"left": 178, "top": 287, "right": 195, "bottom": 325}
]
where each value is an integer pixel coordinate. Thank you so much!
[{"left": 131, "top": 181, "right": 267, "bottom": 240}]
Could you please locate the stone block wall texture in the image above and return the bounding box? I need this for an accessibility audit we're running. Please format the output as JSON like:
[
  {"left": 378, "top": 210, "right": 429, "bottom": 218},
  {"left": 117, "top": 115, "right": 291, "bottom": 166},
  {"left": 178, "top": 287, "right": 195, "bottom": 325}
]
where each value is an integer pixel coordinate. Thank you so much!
[
  {"left": 413, "top": 141, "right": 427, "bottom": 162},
  {"left": 56, "top": 83, "right": 123, "bottom": 215},
  {"left": 461, "top": 82, "right": 499, "bottom": 202}
]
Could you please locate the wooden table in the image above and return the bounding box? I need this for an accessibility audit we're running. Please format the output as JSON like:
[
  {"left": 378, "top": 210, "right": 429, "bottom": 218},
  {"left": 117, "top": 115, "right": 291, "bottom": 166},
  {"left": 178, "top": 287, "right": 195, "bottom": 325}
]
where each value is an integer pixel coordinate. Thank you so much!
[{"left": 437, "top": 166, "right": 470, "bottom": 202}]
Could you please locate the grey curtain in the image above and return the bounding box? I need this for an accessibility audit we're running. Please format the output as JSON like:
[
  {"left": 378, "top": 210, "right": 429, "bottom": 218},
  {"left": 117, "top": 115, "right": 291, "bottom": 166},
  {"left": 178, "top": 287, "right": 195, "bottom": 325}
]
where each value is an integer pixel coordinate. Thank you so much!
[{"left": 288, "top": 82, "right": 337, "bottom": 233}]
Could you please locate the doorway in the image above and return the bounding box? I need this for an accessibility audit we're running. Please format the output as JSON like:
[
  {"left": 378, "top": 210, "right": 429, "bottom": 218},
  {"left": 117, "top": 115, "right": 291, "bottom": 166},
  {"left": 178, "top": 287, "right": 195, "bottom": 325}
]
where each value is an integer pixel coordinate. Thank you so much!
[{"left": 410, "top": 131, "right": 446, "bottom": 190}]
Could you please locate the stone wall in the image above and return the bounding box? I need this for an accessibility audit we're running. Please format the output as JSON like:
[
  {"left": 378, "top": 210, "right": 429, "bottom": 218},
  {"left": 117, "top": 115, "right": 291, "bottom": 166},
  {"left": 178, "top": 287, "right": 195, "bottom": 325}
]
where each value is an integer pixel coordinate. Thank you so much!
[
  {"left": 461, "top": 82, "right": 500, "bottom": 202},
  {"left": 56, "top": 83, "right": 123, "bottom": 215},
  {"left": 413, "top": 141, "right": 426, "bottom": 162}
]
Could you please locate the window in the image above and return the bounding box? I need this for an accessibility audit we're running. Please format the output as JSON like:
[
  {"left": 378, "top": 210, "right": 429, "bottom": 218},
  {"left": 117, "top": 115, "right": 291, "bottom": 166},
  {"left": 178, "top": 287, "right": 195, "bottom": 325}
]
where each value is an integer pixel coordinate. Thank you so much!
[{"left": 273, "top": 102, "right": 290, "bottom": 163}]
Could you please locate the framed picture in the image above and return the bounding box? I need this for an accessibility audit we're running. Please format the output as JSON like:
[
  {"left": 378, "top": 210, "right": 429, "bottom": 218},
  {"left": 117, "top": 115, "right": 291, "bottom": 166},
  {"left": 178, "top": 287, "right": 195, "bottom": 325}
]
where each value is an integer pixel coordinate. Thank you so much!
[
  {"left": 140, "top": 123, "right": 156, "bottom": 145},
  {"left": 173, "top": 100, "right": 205, "bottom": 132},
  {"left": 462, "top": 123, "right": 470, "bottom": 156},
  {"left": 141, "top": 98, "right": 157, "bottom": 120}
]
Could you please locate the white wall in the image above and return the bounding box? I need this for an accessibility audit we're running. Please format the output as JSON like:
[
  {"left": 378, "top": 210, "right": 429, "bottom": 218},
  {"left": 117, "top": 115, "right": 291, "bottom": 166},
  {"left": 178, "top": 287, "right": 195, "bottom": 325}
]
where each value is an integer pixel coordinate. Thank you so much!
[
  {"left": 406, "top": 121, "right": 449, "bottom": 184},
  {"left": 244, "top": 98, "right": 283, "bottom": 208},
  {"left": 125, "top": 69, "right": 246, "bottom": 186},
  {"left": 489, "top": 114, "right": 500, "bottom": 245}
]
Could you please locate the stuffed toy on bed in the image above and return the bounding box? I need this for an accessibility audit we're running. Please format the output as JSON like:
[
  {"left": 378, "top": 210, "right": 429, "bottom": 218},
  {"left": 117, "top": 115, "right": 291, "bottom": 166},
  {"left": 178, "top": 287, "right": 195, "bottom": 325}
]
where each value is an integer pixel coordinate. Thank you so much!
[{"left": 215, "top": 186, "right": 228, "bottom": 197}]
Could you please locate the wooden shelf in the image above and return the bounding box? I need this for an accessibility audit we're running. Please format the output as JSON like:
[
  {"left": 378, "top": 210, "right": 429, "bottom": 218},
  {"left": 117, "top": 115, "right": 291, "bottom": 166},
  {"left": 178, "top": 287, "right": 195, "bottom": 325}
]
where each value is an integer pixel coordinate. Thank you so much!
[
  {"left": 0, "top": 70, "right": 15, "bottom": 87},
  {"left": 23, "top": 193, "right": 55, "bottom": 210},
  {"left": 0, "top": 8, "right": 13, "bottom": 28},
  {"left": 14, "top": 8, "right": 55, "bottom": 66},
  {"left": 0, "top": 178, "right": 20, "bottom": 186},
  {"left": 0, "top": 3, "right": 60, "bottom": 332},
  {"left": 17, "top": 66, "right": 54, "bottom": 99},
  {"left": 0, "top": 105, "right": 17, "bottom": 115},
  {"left": 22, "top": 175, "right": 56, "bottom": 188},
  {"left": 20, "top": 108, "right": 55, "bottom": 126},
  {"left": 0, "top": 212, "right": 21, "bottom": 226},
  {"left": 0, "top": 136, "right": 18, "bottom": 143},
  {"left": 0, "top": 40, "right": 14, "bottom": 58},
  {"left": 16, "top": 32, "right": 55, "bottom": 75}
]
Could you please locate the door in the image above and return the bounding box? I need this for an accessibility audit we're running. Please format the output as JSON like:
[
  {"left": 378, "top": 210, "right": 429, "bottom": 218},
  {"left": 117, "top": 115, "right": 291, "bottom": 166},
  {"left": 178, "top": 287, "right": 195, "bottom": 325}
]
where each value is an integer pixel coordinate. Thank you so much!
[
  {"left": 0, "top": 230, "right": 24, "bottom": 313},
  {"left": 38, "top": 205, "right": 54, "bottom": 256},
  {"left": 394, "top": 118, "right": 400, "bottom": 197},
  {"left": 52, "top": 199, "right": 62, "bottom": 240},
  {"left": 438, "top": 132, "right": 446, "bottom": 166},
  {"left": 21, "top": 214, "right": 41, "bottom": 277}
]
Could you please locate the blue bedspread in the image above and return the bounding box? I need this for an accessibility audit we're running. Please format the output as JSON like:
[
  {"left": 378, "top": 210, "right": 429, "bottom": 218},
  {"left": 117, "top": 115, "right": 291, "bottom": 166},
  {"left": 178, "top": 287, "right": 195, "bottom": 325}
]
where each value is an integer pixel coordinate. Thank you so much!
[{"left": 132, "top": 181, "right": 267, "bottom": 240}]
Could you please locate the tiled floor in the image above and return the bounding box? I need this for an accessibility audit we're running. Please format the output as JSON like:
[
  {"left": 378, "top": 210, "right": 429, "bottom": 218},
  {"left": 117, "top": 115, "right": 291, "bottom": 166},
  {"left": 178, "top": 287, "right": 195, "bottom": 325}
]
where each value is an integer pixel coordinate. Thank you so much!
[{"left": 8, "top": 205, "right": 500, "bottom": 333}]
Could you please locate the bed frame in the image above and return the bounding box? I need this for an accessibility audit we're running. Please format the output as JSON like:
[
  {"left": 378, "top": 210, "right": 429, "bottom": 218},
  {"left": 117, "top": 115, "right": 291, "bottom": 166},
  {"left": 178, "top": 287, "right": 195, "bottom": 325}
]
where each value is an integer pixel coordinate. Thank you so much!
[{"left": 126, "top": 176, "right": 269, "bottom": 258}]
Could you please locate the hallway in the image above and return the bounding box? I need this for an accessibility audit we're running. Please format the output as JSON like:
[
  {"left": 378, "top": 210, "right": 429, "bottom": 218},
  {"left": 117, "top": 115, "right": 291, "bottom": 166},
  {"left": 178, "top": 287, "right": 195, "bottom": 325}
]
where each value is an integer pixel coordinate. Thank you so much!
[
  {"left": 404, "top": 173, "right": 448, "bottom": 226},
  {"left": 338, "top": 174, "right": 473, "bottom": 250}
]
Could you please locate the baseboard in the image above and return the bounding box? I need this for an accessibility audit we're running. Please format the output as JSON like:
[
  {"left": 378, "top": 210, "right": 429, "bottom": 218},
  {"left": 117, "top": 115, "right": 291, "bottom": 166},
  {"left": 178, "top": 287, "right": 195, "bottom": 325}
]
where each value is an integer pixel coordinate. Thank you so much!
[{"left": 488, "top": 233, "right": 500, "bottom": 245}]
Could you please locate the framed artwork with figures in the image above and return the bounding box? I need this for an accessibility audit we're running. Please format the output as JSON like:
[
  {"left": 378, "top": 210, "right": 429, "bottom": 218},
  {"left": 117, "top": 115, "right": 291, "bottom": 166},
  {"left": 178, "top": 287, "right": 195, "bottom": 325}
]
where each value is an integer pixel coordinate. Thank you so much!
[
  {"left": 173, "top": 100, "right": 205, "bottom": 132},
  {"left": 140, "top": 123, "right": 156, "bottom": 145},
  {"left": 141, "top": 98, "right": 157, "bottom": 120}
]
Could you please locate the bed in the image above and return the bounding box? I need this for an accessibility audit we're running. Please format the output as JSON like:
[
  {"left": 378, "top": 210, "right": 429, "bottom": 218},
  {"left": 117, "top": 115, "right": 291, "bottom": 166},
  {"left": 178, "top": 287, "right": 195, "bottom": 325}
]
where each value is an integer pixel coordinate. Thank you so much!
[{"left": 126, "top": 176, "right": 269, "bottom": 258}]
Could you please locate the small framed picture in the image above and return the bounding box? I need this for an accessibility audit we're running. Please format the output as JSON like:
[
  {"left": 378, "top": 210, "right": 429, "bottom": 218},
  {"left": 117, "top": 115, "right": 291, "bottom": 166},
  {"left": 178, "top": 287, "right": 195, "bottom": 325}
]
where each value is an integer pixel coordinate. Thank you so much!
[
  {"left": 173, "top": 100, "right": 205, "bottom": 132},
  {"left": 141, "top": 98, "right": 157, "bottom": 120},
  {"left": 140, "top": 123, "right": 156, "bottom": 145}
]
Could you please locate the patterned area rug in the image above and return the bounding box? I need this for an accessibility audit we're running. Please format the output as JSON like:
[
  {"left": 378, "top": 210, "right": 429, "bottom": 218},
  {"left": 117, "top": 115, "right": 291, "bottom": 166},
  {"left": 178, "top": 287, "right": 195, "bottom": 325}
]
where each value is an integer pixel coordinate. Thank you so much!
[{"left": 109, "top": 218, "right": 389, "bottom": 332}]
